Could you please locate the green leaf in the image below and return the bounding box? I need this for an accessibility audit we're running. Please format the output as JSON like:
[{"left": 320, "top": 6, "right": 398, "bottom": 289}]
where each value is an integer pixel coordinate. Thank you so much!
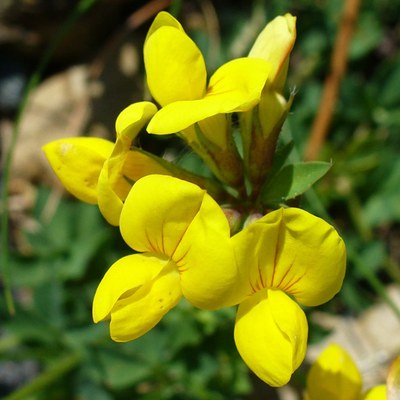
[
  {"left": 177, "top": 151, "right": 213, "bottom": 178},
  {"left": 268, "top": 140, "right": 294, "bottom": 177},
  {"left": 95, "top": 348, "right": 151, "bottom": 389},
  {"left": 262, "top": 161, "right": 332, "bottom": 204}
]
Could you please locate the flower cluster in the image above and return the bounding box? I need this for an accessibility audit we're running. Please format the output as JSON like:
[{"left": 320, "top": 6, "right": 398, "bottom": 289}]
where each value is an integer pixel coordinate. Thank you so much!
[{"left": 43, "top": 11, "right": 346, "bottom": 387}]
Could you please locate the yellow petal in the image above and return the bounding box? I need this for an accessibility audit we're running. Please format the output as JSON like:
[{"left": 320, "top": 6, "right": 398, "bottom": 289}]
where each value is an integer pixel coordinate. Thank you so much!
[
  {"left": 258, "top": 89, "right": 287, "bottom": 138},
  {"left": 93, "top": 253, "right": 181, "bottom": 341},
  {"left": 145, "top": 11, "right": 185, "bottom": 43},
  {"left": 93, "top": 253, "right": 163, "bottom": 322},
  {"left": 43, "top": 137, "right": 113, "bottom": 204},
  {"left": 109, "top": 101, "right": 158, "bottom": 198},
  {"left": 249, "top": 14, "right": 296, "bottom": 86},
  {"left": 306, "top": 343, "right": 362, "bottom": 400},
  {"left": 106, "top": 152, "right": 132, "bottom": 201},
  {"left": 197, "top": 114, "right": 228, "bottom": 150},
  {"left": 234, "top": 289, "right": 308, "bottom": 387},
  {"left": 176, "top": 191, "right": 238, "bottom": 309},
  {"left": 119, "top": 175, "right": 205, "bottom": 255},
  {"left": 206, "top": 57, "right": 270, "bottom": 112},
  {"left": 144, "top": 25, "right": 206, "bottom": 106},
  {"left": 97, "top": 161, "right": 124, "bottom": 226},
  {"left": 362, "top": 385, "right": 387, "bottom": 400},
  {"left": 122, "top": 149, "right": 174, "bottom": 182},
  {"left": 115, "top": 101, "right": 157, "bottom": 142},
  {"left": 233, "top": 207, "right": 346, "bottom": 307},
  {"left": 147, "top": 58, "right": 270, "bottom": 134}
]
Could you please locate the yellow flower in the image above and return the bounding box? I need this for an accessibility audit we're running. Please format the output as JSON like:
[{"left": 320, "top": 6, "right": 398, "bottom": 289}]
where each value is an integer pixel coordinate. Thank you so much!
[
  {"left": 43, "top": 102, "right": 159, "bottom": 225},
  {"left": 92, "top": 175, "right": 238, "bottom": 341},
  {"left": 306, "top": 344, "right": 363, "bottom": 400},
  {"left": 306, "top": 344, "right": 389, "bottom": 400},
  {"left": 142, "top": 12, "right": 272, "bottom": 187},
  {"left": 232, "top": 208, "right": 346, "bottom": 386},
  {"left": 144, "top": 11, "right": 270, "bottom": 137},
  {"left": 43, "top": 101, "right": 222, "bottom": 225},
  {"left": 363, "top": 386, "right": 387, "bottom": 400}
]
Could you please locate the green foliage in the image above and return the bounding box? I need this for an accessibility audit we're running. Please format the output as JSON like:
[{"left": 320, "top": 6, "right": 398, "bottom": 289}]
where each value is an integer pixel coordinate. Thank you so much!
[{"left": 262, "top": 161, "right": 332, "bottom": 205}]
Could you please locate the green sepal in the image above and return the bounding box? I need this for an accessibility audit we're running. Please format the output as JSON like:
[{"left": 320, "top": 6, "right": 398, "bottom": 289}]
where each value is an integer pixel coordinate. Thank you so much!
[{"left": 261, "top": 161, "right": 332, "bottom": 204}]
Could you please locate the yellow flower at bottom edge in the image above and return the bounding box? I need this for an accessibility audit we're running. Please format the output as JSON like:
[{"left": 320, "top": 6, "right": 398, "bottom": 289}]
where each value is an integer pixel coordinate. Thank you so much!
[
  {"left": 93, "top": 174, "right": 238, "bottom": 342},
  {"left": 306, "top": 344, "right": 362, "bottom": 400},
  {"left": 306, "top": 344, "right": 388, "bottom": 400},
  {"left": 232, "top": 208, "right": 346, "bottom": 387},
  {"left": 363, "top": 385, "right": 387, "bottom": 400}
]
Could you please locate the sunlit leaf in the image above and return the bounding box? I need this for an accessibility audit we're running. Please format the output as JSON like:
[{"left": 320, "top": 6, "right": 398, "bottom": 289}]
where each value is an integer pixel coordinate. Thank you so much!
[{"left": 262, "top": 161, "right": 332, "bottom": 204}]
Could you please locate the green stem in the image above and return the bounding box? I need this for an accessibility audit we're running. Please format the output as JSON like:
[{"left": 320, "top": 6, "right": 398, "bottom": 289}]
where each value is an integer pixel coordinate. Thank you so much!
[
  {"left": 4, "top": 353, "right": 82, "bottom": 400},
  {"left": 0, "top": 0, "right": 97, "bottom": 315}
]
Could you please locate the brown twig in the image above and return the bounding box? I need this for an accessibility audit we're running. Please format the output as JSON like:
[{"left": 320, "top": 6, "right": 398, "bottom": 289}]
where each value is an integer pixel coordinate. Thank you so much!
[
  {"left": 305, "top": 0, "right": 362, "bottom": 161},
  {"left": 125, "top": 0, "right": 172, "bottom": 30}
]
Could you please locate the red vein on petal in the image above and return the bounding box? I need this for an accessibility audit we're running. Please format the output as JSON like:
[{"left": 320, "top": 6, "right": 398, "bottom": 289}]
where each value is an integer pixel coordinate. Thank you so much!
[
  {"left": 270, "top": 217, "right": 284, "bottom": 287},
  {"left": 145, "top": 228, "right": 159, "bottom": 254},
  {"left": 174, "top": 246, "right": 191, "bottom": 271},
  {"left": 257, "top": 257, "right": 266, "bottom": 289},
  {"left": 282, "top": 274, "right": 304, "bottom": 294},
  {"left": 275, "top": 260, "right": 295, "bottom": 289}
]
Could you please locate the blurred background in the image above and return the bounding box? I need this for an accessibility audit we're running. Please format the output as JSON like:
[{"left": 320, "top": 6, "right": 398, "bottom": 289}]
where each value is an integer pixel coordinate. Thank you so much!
[{"left": 1, "top": 0, "right": 400, "bottom": 399}]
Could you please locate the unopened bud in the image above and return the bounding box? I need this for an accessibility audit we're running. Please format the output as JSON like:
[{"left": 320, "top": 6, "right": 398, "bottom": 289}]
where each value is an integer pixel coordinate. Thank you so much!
[{"left": 222, "top": 207, "right": 242, "bottom": 234}]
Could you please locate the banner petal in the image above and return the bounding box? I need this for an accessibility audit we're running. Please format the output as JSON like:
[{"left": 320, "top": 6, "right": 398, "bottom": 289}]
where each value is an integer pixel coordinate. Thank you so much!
[
  {"left": 144, "top": 25, "right": 206, "bottom": 106},
  {"left": 233, "top": 208, "right": 346, "bottom": 307},
  {"left": 120, "top": 175, "right": 204, "bottom": 255}
]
